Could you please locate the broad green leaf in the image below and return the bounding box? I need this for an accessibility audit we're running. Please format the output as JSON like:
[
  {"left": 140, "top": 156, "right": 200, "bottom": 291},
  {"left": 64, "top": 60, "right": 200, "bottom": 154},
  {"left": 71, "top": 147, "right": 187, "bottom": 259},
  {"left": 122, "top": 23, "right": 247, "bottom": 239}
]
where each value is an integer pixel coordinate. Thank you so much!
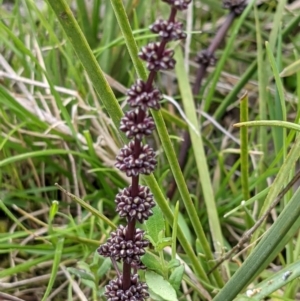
[
  {"left": 169, "top": 265, "right": 185, "bottom": 292},
  {"left": 145, "top": 205, "right": 165, "bottom": 244},
  {"left": 81, "top": 278, "right": 96, "bottom": 290},
  {"left": 141, "top": 253, "right": 162, "bottom": 274},
  {"left": 146, "top": 271, "right": 177, "bottom": 301},
  {"left": 167, "top": 259, "right": 181, "bottom": 269}
]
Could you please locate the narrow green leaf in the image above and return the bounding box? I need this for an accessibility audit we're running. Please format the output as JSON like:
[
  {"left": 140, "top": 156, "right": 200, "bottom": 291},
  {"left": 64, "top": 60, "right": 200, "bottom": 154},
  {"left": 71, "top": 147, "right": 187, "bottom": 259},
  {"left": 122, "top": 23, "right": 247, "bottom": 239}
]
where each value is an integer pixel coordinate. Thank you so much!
[
  {"left": 265, "top": 41, "right": 286, "bottom": 121},
  {"left": 234, "top": 120, "right": 300, "bottom": 132},
  {"left": 205, "top": 0, "right": 256, "bottom": 111},
  {"left": 0, "top": 254, "right": 54, "bottom": 278},
  {"left": 96, "top": 257, "right": 112, "bottom": 279},
  {"left": 175, "top": 47, "right": 226, "bottom": 284},
  {"left": 239, "top": 92, "right": 251, "bottom": 228},
  {"left": 254, "top": 4, "right": 268, "bottom": 193},
  {"left": 45, "top": 0, "right": 124, "bottom": 136},
  {"left": 55, "top": 184, "right": 116, "bottom": 229},
  {"left": 239, "top": 261, "right": 300, "bottom": 300},
  {"left": 0, "top": 200, "right": 29, "bottom": 233},
  {"left": 68, "top": 267, "right": 95, "bottom": 282},
  {"left": 171, "top": 201, "right": 179, "bottom": 259},
  {"left": 268, "top": 0, "right": 286, "bottom": 51},
  {"left": 41, "top": 238, "right": 65, "bottom": 301},
  {"left": 109, "top": 0, "right": 147, "bottom": 79}
]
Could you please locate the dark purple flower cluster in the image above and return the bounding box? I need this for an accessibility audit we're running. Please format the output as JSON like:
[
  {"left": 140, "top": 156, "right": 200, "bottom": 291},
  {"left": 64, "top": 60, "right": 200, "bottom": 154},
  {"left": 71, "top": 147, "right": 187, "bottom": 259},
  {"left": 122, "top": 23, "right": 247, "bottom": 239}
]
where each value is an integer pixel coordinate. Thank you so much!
[
  {"left": 115, "top": 185, "right": 155, "bottom": 223},
  {"left": 105, "top": 275, "right": 149, "bottom": 301},
  {"left": 126, "top": 79, "right": 162, "bottom": 111},
  {"left": 120, "top": 109, "right": 155, "bottom": 140},
  {"left": 98, "top": 226, "right": 149, "bottom": 266},
  {"left": 115, "top": 141, "right": 157, "bottom": 177},
  {"left": 139, "top": 42, "right": 176, "bottom": 71},
  {"left": 98, "top": 0, "right": 191, "bottom": 299},
  {"left": 150, "top": 19, "right": 187, "bottom": 41},
  {"left": 196, "top": 50, "right": 217, "bottom": 66}
]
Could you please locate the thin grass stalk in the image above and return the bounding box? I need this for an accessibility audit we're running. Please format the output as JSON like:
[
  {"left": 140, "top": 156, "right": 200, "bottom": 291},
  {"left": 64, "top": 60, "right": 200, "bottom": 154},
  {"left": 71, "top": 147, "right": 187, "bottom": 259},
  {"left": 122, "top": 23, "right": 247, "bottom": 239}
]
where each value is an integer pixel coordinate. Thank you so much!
[
  {"left": 239, "top": 92, "right": 251, "bottom": 229},
  {"left": 171, "top": 201, "right": 179, "bottom": 260},
  {"left": 254, "top": 4, "right": 268, "bottom": 216},
  {"left": 239, "top": 92, "right": 250, "bottom": 201},
  {"left": 266, "top": 40, "right": 287, "bottom": 154}
]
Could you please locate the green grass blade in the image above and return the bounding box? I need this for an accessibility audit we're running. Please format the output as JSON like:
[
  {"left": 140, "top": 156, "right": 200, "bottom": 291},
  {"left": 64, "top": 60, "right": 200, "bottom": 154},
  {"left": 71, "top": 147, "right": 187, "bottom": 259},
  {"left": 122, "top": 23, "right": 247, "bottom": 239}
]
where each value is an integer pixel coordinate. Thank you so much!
[
  {"left": 268, "top": 0, "right": 287, "bottom": 51},
  {"left": 239, "top": 92, "right": 250, "bottom": 201},
  {"left": 0, "top": 149, "right": 95, "bottom": 168},
  {"left": 174, "top": 47, "right": 226, "bottom": 284},
  {"left": 265, "top": 40, "right": 286, "bottom": 159},
  {"left": 236, "top": 260, "right": 300, "bottom": 300},
  {"left": 254, "top": 4, "right": 268, "bottom": 194},
  {"left": 234, "top": 120, "right": 300, "bottom": 132},
  {"left": 41, "top": 238, "right": 65, "bottom": 301},
  {"left": 280, "top": 59, "right": 300, "bottom": 77}
]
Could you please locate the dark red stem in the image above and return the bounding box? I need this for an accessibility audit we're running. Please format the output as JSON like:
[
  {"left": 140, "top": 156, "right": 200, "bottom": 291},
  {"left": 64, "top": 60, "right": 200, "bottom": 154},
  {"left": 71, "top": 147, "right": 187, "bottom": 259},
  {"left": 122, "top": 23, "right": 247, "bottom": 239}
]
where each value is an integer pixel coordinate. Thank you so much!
[{"left": 122, "top": 6, "right": 178, "bottom": 291}]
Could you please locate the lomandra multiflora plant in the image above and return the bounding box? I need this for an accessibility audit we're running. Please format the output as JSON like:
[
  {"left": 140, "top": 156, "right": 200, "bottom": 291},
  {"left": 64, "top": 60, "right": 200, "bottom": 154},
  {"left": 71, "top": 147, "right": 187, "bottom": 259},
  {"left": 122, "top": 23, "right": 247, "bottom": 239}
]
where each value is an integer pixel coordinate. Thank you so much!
[{"left": 97, "top": 0, "right": 191, "bottom": 300}]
